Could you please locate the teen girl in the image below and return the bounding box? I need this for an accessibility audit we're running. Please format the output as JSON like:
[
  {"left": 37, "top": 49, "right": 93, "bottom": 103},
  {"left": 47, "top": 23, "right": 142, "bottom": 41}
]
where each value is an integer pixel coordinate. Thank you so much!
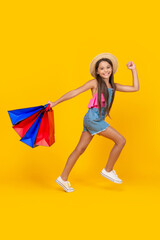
[{"left": 47, "top": 53, "right": 139, "bottom": 192}]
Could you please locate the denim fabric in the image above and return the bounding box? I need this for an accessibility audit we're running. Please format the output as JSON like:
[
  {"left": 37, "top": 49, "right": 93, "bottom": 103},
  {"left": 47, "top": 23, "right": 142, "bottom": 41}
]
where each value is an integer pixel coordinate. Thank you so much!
[{"left": 82, "top": 107, "right": 110, "bottom": 136}]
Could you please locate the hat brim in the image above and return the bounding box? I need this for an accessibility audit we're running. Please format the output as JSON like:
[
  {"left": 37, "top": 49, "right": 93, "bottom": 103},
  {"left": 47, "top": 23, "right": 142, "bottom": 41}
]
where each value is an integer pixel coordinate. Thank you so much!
[{"left": 89, "top": 53, "right": 118, "bottom": 78}]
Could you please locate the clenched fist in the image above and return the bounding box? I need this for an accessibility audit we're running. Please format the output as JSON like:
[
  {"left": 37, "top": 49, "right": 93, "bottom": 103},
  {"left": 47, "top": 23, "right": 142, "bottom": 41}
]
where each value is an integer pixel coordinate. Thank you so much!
[{"left": 126, "top": 61, "right": 136, "bottom": 70}]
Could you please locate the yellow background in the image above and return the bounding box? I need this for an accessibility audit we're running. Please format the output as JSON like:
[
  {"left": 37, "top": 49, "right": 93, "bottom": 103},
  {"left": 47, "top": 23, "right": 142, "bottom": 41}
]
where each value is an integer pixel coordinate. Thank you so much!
[{"left": 0, "top": 0, "right": 160, "bottom": 239}]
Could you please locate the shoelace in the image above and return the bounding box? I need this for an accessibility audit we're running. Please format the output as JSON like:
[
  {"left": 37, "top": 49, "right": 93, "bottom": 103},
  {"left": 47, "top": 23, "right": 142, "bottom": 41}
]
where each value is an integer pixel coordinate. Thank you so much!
[
  {"left": 60, "top": 177, "right": 71, "bottom": 188},
  {"left": 66, "top": 181, "right": 71, "bottom": 187},
  {"left": 112, "top": 170, "right": 118, "bottom": 177}
]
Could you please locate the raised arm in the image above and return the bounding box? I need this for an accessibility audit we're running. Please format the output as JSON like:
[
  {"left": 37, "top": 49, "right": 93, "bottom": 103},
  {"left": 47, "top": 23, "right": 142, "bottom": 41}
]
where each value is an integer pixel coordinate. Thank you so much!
[
  {"left": 48, "top": 79, "right": 95, "bottom": 108},
  {"left": 115, "top": 61, "right": 139, "bottom": 92}
]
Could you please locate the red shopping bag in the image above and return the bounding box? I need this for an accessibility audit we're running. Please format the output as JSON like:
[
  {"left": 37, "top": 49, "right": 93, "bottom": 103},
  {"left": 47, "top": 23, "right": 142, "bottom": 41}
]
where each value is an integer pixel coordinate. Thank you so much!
[{"left": 34, "top": 108, "right": 55, "bottom": 146}]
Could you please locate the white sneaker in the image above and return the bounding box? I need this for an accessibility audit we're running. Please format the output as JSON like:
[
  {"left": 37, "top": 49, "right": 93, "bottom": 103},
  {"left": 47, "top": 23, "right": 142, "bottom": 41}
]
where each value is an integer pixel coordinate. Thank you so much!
[
  {"left": 56, "top": 176, "right": 75, "bottom": 192},
  {"left": 100, "top": 168, "right": 123, "bottom": 184}
]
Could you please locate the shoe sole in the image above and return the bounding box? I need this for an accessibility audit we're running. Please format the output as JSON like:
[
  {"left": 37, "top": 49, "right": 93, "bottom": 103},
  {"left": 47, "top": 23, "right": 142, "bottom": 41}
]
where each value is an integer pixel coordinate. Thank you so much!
[
  {"left": 56, "top": 179, "right": 74, "bottom": 192},
  {"left": 100, "top": 172, "right": 122, "bottom": 184}
]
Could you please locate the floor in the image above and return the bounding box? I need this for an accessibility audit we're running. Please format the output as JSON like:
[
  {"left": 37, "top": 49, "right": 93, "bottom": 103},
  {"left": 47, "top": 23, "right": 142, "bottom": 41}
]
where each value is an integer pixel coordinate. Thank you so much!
[{"left": 0, "top": 173, "right": 160, "bottom": 239}]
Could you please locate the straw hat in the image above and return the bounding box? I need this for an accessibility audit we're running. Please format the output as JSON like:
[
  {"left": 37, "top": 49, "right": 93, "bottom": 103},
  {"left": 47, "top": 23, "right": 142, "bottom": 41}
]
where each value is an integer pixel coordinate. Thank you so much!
[{"left": 89, "top": 53, "right": 118, "bottom": 78}]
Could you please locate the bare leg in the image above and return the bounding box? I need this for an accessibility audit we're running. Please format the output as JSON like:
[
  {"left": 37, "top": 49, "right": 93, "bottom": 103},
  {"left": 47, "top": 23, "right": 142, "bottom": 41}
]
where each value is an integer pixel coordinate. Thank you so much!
[
  {"left": 98, "top": 126, "right": 126, "bottom": 171},
  {"left": 61, "top": 131, "right": 94, "bottom": 181}
]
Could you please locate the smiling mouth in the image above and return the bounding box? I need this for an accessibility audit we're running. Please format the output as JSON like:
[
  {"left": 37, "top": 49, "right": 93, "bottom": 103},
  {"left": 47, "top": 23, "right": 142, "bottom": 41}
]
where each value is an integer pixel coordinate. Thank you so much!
[{"left": 103, "top": 73, "right": 110, "bottom": 76}]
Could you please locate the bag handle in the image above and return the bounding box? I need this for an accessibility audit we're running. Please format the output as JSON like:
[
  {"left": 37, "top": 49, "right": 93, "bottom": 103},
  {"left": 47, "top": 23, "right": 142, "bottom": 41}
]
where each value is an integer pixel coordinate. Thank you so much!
[{"left": 45, "top": 103, "right": 51, "bottom": 112}]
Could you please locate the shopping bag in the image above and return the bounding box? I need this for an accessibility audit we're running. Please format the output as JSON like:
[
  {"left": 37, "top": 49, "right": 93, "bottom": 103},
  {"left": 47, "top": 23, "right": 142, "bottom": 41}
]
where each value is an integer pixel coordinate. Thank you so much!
[
  {"left": 8, "top": 103, "right": 55, "bottom": 148},
  {"left": 34, "top": 108, "right": 55, "bottom": 147}
]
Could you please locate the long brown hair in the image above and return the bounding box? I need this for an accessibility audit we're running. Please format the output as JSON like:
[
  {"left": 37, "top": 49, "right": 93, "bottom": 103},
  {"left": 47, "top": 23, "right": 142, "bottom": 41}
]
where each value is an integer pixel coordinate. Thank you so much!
[{"left": 94, "top": 58, "right": 116, "bottom": 119}]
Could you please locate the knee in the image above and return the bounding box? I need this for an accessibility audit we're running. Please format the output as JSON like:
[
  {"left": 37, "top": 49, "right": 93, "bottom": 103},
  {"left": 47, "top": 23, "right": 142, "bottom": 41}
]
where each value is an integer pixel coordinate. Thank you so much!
[{"left": 117, "top": 136, "right": 126, "bottom": 147}]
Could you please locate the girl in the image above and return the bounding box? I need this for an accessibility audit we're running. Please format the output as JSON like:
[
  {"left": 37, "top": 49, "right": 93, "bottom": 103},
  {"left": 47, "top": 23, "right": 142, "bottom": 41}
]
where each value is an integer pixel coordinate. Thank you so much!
[{"left": 48, "top": 53, "right": 139, "bottom": 192}]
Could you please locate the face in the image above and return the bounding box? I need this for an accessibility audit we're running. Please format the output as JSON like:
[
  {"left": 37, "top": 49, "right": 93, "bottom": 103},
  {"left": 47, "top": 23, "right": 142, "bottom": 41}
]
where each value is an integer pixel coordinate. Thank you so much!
[{"left": 96, "top": 61, "right": 112, "bottom": 80}]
